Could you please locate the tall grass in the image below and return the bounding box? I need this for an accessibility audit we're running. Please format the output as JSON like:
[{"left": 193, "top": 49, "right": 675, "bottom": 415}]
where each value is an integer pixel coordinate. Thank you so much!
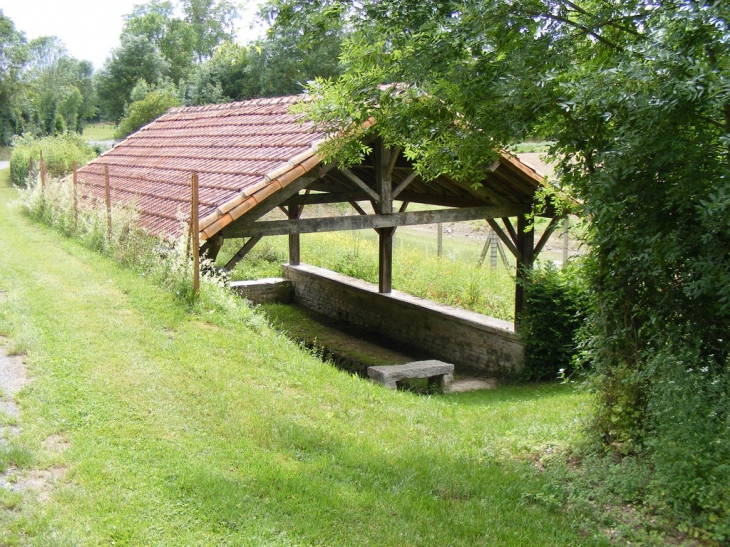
[{"left": 223, "top": 231, "right": 516, "bottom": 321}]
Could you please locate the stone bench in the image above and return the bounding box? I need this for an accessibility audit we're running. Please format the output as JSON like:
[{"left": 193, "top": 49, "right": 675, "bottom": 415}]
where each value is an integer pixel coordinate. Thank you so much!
[{"left": 367, "top": 360, "right": 455, "bottom": 393}]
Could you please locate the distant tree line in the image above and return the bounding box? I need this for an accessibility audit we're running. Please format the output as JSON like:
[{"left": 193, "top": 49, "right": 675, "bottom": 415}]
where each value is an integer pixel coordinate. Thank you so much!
[{"left": 0, "top": 0, "right": 344, "bottom": 145}]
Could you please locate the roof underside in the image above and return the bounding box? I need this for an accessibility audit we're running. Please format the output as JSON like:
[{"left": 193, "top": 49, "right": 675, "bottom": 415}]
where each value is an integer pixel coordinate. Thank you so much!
[{"left": 75, "top": 95, "right": 549, "bottom": 241}]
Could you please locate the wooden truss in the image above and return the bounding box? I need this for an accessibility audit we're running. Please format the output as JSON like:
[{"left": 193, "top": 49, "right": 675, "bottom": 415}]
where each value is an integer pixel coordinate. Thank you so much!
[{"left": 206, "top": 139, "right": 561, "bottom": 323}]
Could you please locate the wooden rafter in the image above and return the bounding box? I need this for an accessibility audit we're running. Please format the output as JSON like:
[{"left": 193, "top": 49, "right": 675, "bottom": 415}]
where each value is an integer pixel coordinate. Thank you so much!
[{"left": 338, "top": 168, "right": 381, "bottom": 202}]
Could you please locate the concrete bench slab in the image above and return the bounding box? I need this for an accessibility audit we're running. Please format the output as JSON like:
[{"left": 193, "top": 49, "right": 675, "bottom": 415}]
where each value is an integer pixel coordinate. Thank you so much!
[{"left": 367, "top": 360, "right": 455, "bottom": 393}]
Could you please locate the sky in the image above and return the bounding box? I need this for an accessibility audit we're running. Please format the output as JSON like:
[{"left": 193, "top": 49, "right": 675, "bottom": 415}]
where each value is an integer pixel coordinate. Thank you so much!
[{"left": 2, "top": 0, "right": 265, "bottom": 71}]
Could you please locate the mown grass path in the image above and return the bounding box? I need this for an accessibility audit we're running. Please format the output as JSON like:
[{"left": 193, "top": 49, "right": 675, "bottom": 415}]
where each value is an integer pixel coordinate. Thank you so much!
[{"left": 0, "top": 170, "right": 605, "bottom": 546}]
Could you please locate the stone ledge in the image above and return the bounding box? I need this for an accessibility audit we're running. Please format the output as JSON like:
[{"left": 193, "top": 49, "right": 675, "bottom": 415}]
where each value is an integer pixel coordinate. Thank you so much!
[{"left": 367, "top": 360, "right": 455, "bottom": 392}]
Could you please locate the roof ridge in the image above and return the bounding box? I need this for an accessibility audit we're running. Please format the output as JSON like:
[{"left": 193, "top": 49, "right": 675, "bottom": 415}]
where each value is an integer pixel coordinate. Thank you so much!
[{"left": 168, "top": 95, "right": 303, "bottom": 115}]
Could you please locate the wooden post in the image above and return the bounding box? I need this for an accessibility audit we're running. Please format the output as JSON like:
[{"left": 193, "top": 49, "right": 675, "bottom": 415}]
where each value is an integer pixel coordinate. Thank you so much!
[
  {"left": 28, "top": 158, "right": 35, "bottom": 185},
  {"left": 39, "top": 152, "right": 47, "bottom": 190},
  {"left": 375, "top": 139, "right": 394, "bottom": 293},
  {"left": 288, "top": 204, "right": 301, "bottom": 265},
  {"left": 378, "top": 227, "right": 395, "bottom": 293},
  {"left": 437, "top": 223, "right": 443, "bottom": 257},
  {"left": 191, "top": 172, "right": 200, "bottom": 295},
  {"left": 104, "top": 165, "right": 112, "bottom": 241},
  {"left": 72, "top": 162, "right": 78, "bottom": 226},
  {"left": 562, "top": 216, "right": 570, "bottom": 269},
  {"left": 514, "top": 215, "right": 535, "bottom": 326}
]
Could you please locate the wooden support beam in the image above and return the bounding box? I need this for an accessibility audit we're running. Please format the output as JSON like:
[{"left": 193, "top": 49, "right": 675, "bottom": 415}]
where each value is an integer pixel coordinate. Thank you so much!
[
  {"left": 391, "top": 171, "right": 419, "bottom": 199},
  {"left": 283, "top": 191, "right": 366, "bottom": 206},
  {"left": 288, "top": 205, "right": 301, "bottom": 266},
  {"left": 398, "top": 201, "right": 410, "bottom": 213},
  {"left": 227, "top": 205, "right": 526, "bottom": 238},
  {"left": 338, "top": 168, "right": 380, "bottom": 202},
  {"left": 200, "top": 231, "right": 225, "bottom": 262},
  {"left": 533, "top": 216, "right": 561, "bottom": 257},
  {"left": 191, "top": 172, "right": 200, "bottom": 295},
  {"left": 386, "top": 146, "right": 401, "bottom": 178},
  {"left": 375, "top": 139, "right": 393, "bottom": 214},
  {"left": 349, "top": 201, "right": 368, "bottom": 216},
  {"left": 378, "top": 227, "right": 395, "bottom": 293},
  {"left": 502, "top": 217, "right": 518, "bottom": 243},
  {"left": 514, "top": 215, "right": 535, "bottom": 326},
  {"left": 224, "top": 235, "right": 263, "bottom": 271},
  {"left": 486, "top": 218, "right": 521, "bottom": 260}
]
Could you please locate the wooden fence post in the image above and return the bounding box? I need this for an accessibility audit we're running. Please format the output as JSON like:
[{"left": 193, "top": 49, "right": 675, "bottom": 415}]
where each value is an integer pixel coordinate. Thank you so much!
[
  {"left": 190, "top": 172, "right": 200, "bottom": 295},
  {"left": 104, "top": 165, "right": 112, "bottom": 241},
  {"left": 73, "top": 162, "right": 78, "bottom": 226},
  {"left": 39, "top": 152, "right": 47, "bottom": 190}
]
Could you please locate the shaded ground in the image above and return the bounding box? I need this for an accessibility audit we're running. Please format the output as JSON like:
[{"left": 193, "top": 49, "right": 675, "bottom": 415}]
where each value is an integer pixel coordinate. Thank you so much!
[{"left": 261, "top": 303, "right": 497, "bottom": 392}]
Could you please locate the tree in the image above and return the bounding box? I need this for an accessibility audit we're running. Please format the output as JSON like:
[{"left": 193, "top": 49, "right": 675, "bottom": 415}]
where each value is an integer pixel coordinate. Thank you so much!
[
  {"left": 95, "top": 34, "right": 171, "bottom": 121},
  {"left": 182, "top": 21, "right": 344, "bottom": 105},
  {"left": 122, "top": 0, "right": 197, "bottom": 84},
  {"left": 181, "top": 0, "right": 239, "bottom": 61},
  {"left": 266, "top": 0, "right": 730, "bottom": 536},
  {"left": 114, "top": 87, "right": 181, "bottom": 139},
  {"left": 0, "top": 10, "right": 28, "bottom": 144}
]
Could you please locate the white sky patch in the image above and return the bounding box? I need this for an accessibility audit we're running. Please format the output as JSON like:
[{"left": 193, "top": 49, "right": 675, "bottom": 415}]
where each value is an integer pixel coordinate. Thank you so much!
[{"left": 2, "top": 0, "right": 265, "bottom": 71}]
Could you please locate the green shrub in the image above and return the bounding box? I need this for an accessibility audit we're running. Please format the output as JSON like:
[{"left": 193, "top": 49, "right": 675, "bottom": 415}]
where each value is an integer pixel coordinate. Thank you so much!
[
  {"left": 9, "top": 133, "right": 97, "bottom": 186},
  {"left": 114, "top": 90, "right": 181, "bottom": 140},
  {"left": 518, "top": 261, "right": 587, "bottom": 381},
  {"left": 645, "top": 344, "right": 730, "bottom": 542}
]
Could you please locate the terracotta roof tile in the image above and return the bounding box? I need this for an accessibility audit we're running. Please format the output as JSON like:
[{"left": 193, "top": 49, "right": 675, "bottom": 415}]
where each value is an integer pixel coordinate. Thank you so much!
[
  {"left": 76, "top": 95, "right": 324, "bottom": 240},
  {"left": 76, "top": 94, "right": 545, "bottom": 243}
]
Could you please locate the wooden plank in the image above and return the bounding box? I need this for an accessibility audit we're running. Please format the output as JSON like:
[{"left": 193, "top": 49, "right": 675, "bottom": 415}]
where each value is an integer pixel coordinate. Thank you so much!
[
  {"left": 339, "top": 167, "right": 381, "bottom": 202},
  {"left": 227, "top": 205, "right": 527, "bottom": 238}
]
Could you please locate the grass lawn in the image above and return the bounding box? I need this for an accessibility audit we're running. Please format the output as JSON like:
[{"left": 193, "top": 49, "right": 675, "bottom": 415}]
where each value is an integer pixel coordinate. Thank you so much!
[
  {"left": 0, "top": 167, "right": 606, "bottom": 546},
  {"left": 82, "top": 123, "right": 116, "bottom": 141}
]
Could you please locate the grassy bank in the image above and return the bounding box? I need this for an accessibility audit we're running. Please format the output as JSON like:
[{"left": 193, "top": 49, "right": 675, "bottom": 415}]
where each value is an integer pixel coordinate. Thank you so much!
[{"left": 0, "top": 167, "right": 606, "bottom": 545}]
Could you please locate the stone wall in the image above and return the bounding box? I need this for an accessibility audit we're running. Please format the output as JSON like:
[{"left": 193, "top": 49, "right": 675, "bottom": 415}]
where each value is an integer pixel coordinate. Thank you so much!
[
  {"left": 230, "top": 278, "right": 292, "bottom": 305},
  {"left": 282, "top": 264, "right": 523, "bottom": 375}
]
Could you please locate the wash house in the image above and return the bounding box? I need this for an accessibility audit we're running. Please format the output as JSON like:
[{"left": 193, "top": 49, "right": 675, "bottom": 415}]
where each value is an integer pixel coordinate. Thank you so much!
[{"left": 75, "top": 96, "right": 563, "bottom": 374}]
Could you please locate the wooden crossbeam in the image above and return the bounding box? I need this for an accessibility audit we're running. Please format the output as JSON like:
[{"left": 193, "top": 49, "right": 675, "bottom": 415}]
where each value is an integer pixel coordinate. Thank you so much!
[
  {"left": 224, "top": 235, "right": 263, "bottom": 271},
  {"left": 338, "top": 168, "right": 380, "bottom": 202},
  {"left": 534, "top": 216, "right": 562, "bottom": 257},
  {"left": 486, "top": 218, "right": 521, "bottom": 260},
  {"left": 227, "top": 205, "right": 526, "bottom": 238},
  {"left": 392, "top": 171, "right": 419, "bottom": 199}
]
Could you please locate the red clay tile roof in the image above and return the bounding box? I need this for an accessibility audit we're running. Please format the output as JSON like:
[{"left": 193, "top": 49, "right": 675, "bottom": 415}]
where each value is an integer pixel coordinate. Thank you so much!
[
  {"left": 76, "top": 95, "right": 546, "bottom": 242},
  {"left": 76, "top": 96, "right": 324, "bottom": 240}
]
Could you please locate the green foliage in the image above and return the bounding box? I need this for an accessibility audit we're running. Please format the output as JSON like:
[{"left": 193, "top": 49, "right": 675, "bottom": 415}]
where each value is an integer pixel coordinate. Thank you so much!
[
  {"left": 645, "top": 345, "right": 730, "bottom": 542},
  {"left": 0, "top": 11, "right": 29, "bottom": 145},
  {"left": 115, "top": 87, "right": 181, "bottom": 139},
  {"left": 9, "top": 133, "right": 97, "bottom": 186},
  {"left": 519, "top": 262, "right": 587, "bottom": 382},
  {"left": 267, "top": 0, "right": 730, "bottom": 536}
]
